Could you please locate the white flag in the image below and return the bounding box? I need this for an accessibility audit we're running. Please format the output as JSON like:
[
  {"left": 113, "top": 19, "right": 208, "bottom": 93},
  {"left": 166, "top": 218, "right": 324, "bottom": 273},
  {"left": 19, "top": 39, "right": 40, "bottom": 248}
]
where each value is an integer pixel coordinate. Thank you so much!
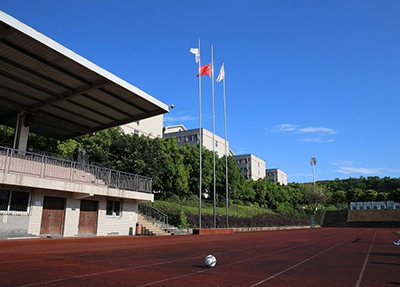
[
  {"left": 190, "top": 48, "right": 200, "bottom": 63},
  {"left": 216, "top": 63, "right": 225, "bottom": 83}
]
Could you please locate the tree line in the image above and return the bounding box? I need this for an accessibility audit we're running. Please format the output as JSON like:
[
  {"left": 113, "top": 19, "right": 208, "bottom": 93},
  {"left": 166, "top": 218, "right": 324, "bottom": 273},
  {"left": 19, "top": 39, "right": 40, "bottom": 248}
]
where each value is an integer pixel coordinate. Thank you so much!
[{"left": 2, "top": 125, "right": 400, "bottom": 214}]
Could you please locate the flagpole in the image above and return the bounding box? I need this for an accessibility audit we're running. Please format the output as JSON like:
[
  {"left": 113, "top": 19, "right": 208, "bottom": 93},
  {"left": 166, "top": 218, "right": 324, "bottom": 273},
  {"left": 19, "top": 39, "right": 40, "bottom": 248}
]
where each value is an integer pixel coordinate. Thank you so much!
[
  {"left": 198, "top": 38, "right": 202, "bottom": 230},
  {"left": 222, "top": 63, "right": 229, "bottom": 228},
  {"left": 211, "top": 44, "right": 216, "bottom": 229}
]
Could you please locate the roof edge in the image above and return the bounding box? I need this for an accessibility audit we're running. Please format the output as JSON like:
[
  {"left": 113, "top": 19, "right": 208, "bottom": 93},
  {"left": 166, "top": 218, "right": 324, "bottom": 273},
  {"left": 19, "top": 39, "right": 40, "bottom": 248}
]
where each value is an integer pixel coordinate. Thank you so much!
[{"left": 0, "top": 10, "right": 170, "bottom": 113}]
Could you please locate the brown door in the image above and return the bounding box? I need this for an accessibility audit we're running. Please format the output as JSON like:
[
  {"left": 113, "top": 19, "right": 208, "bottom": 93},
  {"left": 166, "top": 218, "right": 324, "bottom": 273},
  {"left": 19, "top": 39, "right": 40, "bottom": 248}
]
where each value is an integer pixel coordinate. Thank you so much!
[
  {"left": 78, "top": 200, "right": 98, "bottom": 234},
  {"left": 40, "top": 196, "right": 66, "bottom": 235}
]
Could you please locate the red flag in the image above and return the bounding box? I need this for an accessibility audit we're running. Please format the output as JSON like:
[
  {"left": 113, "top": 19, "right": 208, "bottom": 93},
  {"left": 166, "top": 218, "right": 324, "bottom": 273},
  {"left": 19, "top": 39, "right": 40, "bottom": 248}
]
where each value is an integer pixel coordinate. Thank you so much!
[{"left": 197, "top": 63, "right": 211, "bottom": 77}]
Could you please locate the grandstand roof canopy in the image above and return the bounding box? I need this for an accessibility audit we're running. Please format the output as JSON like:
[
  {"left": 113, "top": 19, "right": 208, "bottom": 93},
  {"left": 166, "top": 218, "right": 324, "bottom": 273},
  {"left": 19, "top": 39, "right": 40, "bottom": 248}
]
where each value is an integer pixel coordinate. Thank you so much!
[{"left": 0, "top": 10, "right": 169, "bottom": 140}]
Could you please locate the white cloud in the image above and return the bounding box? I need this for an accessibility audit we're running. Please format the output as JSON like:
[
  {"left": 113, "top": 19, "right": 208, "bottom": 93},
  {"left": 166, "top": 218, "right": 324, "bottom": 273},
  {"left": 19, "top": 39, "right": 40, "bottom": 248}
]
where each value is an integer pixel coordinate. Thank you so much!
[
  {"left": 297, "top": 127, "right": 337, "bottom": 135},
  {"left": 164, "top": 115, "right": 196, "bottom": 123},
  {"left": 298, "top": 137, "right": 335, "bottom": 143},
  {"left": 331, "top": 160, "right": 355, "bottom": 166},
  {"left": 335, "top": 167, "right": 382, "bottom": 175},
  {"left": 289, "top": 172, "right": 312, "bottom": 177},
  {"left": 269, "top": 124, "right": 337, "bottom": 143},
  {"left": 271, "top": 124, "right": 298, "bottom": 133}
]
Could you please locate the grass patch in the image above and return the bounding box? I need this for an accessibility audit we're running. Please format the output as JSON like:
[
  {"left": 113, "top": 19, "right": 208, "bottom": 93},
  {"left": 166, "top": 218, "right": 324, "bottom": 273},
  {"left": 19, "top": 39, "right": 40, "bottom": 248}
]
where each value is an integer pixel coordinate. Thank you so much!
[{"left": 153, "top": 199, "right": 274, "bottom": 218}]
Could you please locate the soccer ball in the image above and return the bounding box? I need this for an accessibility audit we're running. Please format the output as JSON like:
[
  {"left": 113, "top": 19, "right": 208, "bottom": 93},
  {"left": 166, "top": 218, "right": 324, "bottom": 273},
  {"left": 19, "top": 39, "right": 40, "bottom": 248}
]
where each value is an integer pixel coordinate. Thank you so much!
[{"left": 204, "top": 255, "right": 217, "bottom": 268}]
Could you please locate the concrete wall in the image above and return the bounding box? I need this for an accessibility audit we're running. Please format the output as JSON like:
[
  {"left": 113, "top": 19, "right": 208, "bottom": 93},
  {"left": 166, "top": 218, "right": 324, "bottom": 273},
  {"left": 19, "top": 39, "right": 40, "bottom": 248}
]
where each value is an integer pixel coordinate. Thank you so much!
[
  {"left": 163, "top": 128, "right": 229, "bottom": 158},
  {"left": 0, "top": 215, "right": 30, "bottom": 238},
  {"left": 121, "top": 115, "right": 163, "bottom": 139},
  {"left": 97, "top": 199, "right": 137, "bottom": 236},
  {"left": 25, "top": 189, "right": 139, "bottom": 238},
  {"left": 233, "top": 154, "right": 266, "bottom": 180},
  {"left": 266, "top": 168, "right": 288, "bottom": 185}
]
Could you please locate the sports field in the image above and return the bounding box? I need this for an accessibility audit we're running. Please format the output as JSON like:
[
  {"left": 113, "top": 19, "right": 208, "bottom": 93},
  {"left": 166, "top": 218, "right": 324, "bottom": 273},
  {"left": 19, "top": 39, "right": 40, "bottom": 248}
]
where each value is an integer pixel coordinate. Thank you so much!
[{"left": 0, "top": 228, "right": 399, "bottom": 286}]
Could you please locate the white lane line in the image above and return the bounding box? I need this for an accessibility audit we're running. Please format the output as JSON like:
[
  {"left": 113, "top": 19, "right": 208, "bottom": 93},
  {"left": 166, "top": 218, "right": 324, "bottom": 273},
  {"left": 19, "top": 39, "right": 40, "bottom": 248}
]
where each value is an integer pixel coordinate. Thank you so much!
[
  {"left": 18, "top": 230, "right": 349, "bottom": 287},
  {"left": 249, "top": 230, "right": 368, "bottom": 287},
  {"left": 4, "top": 230, "right": 336, "bottom": 275},
  {"left": 355, "top": 231, "right": 377, "bottom": 287},
  {"left": 136, "top": 230, "right": 362, "bottom": 287}
]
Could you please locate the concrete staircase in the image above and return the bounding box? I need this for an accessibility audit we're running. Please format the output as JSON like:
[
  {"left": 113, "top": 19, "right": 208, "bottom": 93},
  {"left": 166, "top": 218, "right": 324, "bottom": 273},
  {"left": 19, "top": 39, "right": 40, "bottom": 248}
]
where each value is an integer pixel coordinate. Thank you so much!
[
  {"left": 136, "top": 214, "right": 190, "bottom": 236},
  {"left": 137, "top": 214, "right": 171, "bottom": 236}
]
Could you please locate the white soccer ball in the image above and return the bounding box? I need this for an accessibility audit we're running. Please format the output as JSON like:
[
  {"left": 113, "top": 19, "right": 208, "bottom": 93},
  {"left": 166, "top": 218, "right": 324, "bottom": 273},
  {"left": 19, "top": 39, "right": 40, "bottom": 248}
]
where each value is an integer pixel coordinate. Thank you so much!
[{"left": 204, "top": 255, "right": 217, "bottom": 268}]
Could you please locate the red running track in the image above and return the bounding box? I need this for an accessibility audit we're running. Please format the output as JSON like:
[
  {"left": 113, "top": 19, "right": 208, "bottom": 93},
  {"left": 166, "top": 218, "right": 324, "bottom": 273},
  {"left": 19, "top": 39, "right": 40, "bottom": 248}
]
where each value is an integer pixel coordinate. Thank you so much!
[{"left": 0, "top": 228, "right": 399, "bottom": 287}]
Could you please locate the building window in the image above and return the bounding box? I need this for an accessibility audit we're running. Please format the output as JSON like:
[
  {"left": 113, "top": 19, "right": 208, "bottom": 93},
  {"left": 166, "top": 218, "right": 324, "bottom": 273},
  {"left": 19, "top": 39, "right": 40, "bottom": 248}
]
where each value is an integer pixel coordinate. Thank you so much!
[
  {"left": 215, "top": 141, "right": 218, "bottom": 147},
  {"left": 258, "top": 163, "right": 260, "bottom": 167},
  {"left": 106, "top": 200, "right": 121, "bottom": 216},
  {"left": 0, "top": 190, "right": 30, "bottom": 212},
  {"left": 177, "top": 137, "right": 181, "bottom": 143},
  {"left": 133, "top": 129, "right": 139, "bottom": 135}
]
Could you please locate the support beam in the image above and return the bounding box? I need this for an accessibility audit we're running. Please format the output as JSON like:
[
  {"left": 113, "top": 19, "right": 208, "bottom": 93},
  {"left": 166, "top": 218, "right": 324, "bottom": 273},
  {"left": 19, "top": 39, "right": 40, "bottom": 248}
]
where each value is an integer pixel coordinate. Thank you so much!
[
  {"left": 66, "top": 99, "right": 119, "bottom": 122},
  {"left": 0, "top": 55, "right": 74, "bottom": 92},
  {"left": 98, "top": 88, "right": 150, "bottom": 114},
  {"left": 0, "top": 69, "right": 61, "bottom": 99},
  {"left": 0, "top": 38, "right": 91, "bottom": 85},
  {"left": 51, "top": 105, "right": 105, "bottom": 126},
  {"left": 13, "top": 112, "right": 30, "bottom": 151},
  {"left": 0, "top": 83, "right": 45, "bottom": 104},
  {"left": 91, "top": 109, "right": 164, "bottom": 132},
  {"left": 0, "top": 95, "right": 28, "bottom": 112},
  {"left": 30, "top": 80, "right": 109, "bottom": 112},
  {"left": 35, "top": 111, "right": 91, "bottom": 134},
  {"left": 82, "top": 93, "right": 133, "bottom": 118}
]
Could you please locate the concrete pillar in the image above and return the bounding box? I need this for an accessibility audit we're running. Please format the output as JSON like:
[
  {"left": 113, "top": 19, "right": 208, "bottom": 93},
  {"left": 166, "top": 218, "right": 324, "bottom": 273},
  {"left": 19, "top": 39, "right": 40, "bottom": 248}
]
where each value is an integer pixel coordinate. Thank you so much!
[{"left": 13, "top": 112, "right": 31, "bottom": 151}]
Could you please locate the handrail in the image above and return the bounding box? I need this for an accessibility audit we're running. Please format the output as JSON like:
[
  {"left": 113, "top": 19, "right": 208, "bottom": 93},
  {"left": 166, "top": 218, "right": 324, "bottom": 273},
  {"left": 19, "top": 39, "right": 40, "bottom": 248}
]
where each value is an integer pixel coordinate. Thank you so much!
[
  {"left": 0, "top": 146, "right": 152, "bottom": 193},
  {"left": 138, "top": 203, "right": 169, "bottom": 230}
]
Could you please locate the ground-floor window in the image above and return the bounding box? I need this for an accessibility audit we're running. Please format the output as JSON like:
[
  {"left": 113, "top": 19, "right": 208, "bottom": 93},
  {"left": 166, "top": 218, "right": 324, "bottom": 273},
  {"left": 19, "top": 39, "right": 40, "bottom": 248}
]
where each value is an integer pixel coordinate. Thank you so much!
[
  {"left": 0, "top": 189, "right": 30, "bottom": 212},
  {"left": 106, "top": 200, "right": 121, "bottom": 216}
]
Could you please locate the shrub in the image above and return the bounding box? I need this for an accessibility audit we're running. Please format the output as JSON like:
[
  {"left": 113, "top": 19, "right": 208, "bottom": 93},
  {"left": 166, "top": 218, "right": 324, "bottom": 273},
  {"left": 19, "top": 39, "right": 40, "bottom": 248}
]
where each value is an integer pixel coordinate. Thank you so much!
[{"left": 186, "top": 213, "right": 309, "bottom": 229}]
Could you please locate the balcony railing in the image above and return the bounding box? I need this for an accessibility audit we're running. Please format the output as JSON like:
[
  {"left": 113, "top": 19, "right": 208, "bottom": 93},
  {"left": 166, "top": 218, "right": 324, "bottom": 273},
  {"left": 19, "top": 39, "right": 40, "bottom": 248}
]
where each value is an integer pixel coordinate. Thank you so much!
[
  {"left": 0, "top": 146, "right": 152, "bottom": 193},
  {"left": 138, "top": 203, "right": 169, "bottom": 230}
]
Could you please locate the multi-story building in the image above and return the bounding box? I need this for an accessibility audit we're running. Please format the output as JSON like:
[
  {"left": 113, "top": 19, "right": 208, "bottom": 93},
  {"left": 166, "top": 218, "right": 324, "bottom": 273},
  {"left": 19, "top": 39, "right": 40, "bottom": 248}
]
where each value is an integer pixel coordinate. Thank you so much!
[
  {"left": 233, "top": 154, "right": 266, "bottom": 180},
  {"left": 163, "top": 126, "right": 231, "bottom": 158},
  {"left": 120, "top": 115, "right": 163, "bottom": 139},
  {"left": 266, "top": 168, "right": 288, "bottom": 185}
]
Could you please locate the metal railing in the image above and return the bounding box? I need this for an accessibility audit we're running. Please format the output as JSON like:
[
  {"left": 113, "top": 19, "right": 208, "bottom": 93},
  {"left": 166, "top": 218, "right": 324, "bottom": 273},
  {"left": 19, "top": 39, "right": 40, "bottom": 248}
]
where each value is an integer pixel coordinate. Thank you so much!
[
  {"left": 138, "top": 203, "right": 169, "bottom": 230},
  {"left": 0, "top": 146, "right": 152, "bottom": 193}
]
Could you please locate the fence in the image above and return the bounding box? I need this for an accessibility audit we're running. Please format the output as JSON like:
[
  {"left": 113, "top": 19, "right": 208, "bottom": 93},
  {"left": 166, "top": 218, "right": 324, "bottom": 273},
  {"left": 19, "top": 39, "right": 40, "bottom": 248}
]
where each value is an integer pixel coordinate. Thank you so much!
[
  {"left": 138, "top": 203, "right": 169, "bottom": 230},
  {"left": 0, "top": 146, "right": 152, "bottom": 193}
]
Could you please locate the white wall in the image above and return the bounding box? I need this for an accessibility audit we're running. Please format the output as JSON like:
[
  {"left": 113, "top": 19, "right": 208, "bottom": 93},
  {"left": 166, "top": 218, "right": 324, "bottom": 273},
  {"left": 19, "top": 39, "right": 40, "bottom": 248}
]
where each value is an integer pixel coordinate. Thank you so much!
[
  {"left": 121, "top": 115, "right": 163, "bottom": 138},
  {"left": 28, "top": 189, "right": 139, "bottom": 237}
]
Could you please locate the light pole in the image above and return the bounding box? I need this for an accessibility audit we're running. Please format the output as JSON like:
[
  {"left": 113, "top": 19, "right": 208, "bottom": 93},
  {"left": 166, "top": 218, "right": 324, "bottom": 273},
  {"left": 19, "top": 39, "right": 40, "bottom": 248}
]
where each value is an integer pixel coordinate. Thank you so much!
[{"left": 310, "top": 157, "right": 317, "bottom": 185}]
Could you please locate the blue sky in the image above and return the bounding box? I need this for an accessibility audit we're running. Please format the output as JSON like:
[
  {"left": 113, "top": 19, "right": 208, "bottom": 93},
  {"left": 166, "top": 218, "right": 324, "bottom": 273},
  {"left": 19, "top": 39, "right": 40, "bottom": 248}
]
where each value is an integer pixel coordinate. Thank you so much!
[{"left": 1, "top": 1, "right": 399, "bottom": 183}]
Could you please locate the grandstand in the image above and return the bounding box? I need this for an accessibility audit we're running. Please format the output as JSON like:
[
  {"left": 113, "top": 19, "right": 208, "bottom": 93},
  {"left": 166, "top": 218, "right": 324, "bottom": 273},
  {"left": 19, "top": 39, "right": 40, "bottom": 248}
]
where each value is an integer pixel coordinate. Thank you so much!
[{"left": 0, "top": 10, "right": 169, "bottom": 238}]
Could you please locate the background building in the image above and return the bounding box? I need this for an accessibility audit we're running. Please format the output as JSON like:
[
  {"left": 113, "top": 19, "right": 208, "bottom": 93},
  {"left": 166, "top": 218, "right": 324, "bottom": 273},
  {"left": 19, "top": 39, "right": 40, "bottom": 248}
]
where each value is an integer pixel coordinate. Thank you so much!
[
  {"left": 163, "top": 127, "right": 231, "bottom": 158},
  {"left": 266, "top": 168, "right": 288, "bottom": 185},
  {"left": 233, "top": 154, "right": 266, "bottom": 180},
  {"left": 350, "top": 201, "right": 400, "bottom": 210},
  {"left": 120, "top": 115, "right": 163, "bottom": 138}
]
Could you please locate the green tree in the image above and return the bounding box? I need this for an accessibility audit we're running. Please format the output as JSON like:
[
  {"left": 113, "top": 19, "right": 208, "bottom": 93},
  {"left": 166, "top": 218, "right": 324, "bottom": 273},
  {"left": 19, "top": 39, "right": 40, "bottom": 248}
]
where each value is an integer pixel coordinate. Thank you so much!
[
  {"left": 376, "top": 192, "right": 390, "bottom": 201},
  {"left": 346, "top": 188, "right": 363, "bottom": 202},
  {"left": 363, "top": 189, "right": 378, "bottom": 201},
  {"left": 330, "top": 190, "right": 347, "bottom": 205}
]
